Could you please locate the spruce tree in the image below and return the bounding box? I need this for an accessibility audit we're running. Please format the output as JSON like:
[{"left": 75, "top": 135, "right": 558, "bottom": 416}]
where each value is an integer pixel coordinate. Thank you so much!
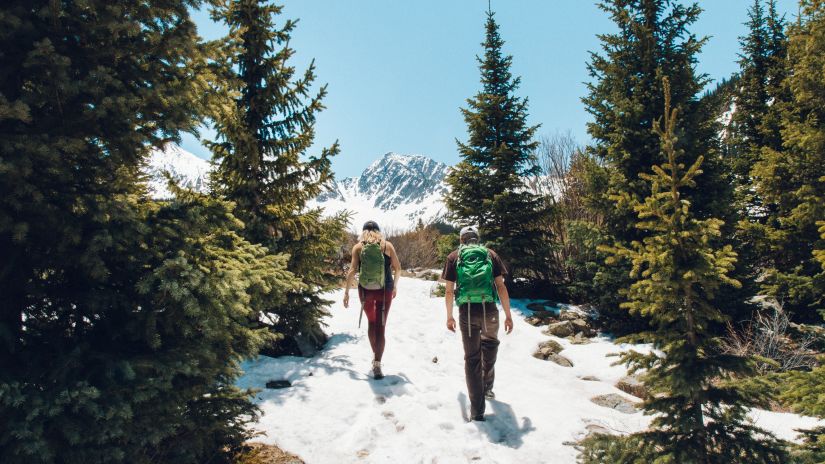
[
  {"left": 208, "top": 0, "right": 347, "bottom": 352},
  {"left": 751, "top": 0, "right": 825, "bottom": 322},
  {"left": 444, "top": 9, "right": 549, "bottom": 281},
  {"left": 1, "top": 1, "right": 295, "bottom": 462},
  {"left": 582, "top": 0, "right": 733, "bottom": 333},
  {"left": 579, "top": 80, "right": 787, "bottom": 464},
  {"left": 729, "top": 0, "right": 787, "bottom": 215},
  {"left": 721, "top": 0, "right": 790, "bottom": 332},
  {"left": 584, "top": 0, "right": 728, "bottom": 241}
]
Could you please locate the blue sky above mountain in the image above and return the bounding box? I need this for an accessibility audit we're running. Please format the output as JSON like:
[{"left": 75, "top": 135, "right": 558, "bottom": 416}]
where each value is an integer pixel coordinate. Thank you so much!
[{"left": 182, "top": 0, "right": 800, "bottom": 179}]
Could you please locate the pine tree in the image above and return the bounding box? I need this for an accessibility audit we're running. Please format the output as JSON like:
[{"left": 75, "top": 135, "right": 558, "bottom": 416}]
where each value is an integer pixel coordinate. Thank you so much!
[
  {"left": 721, "top": 0, "right": 790, "bottom": 334},
  {"left": 729, "top": 0, "right": 787, "bottom": 214},
  {"left": 1, "top": 1, "right": 294, "bottom": 462},
  {"left": 444, "top": 8, "right": 549, "bottom": 281},
  {"left": 751, "top": 0, "right": 825, "bottom": 322},
  {"left": 208, "top": 0, "right": 347, "bottom": 352},
  {"left": 578, "top": 80, "right": 787, "bottom": 464},
  {"left": 582, "top": 0, "right": 734, "bottom": 333},
  {"left": 584, "top": 0, "right": 728, "bottom": 241}
]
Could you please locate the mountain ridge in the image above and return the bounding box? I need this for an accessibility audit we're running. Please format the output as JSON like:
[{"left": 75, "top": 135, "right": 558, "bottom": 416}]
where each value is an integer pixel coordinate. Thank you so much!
[{"left": 146, "top": 145, "right": 450, "bottom": 232}]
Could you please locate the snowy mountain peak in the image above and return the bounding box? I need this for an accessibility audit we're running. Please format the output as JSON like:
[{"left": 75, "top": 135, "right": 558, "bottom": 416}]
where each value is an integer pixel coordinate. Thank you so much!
[
  {"left": 143, "top": 144, "right": 450, "bottom": 231},
  {"left": 312, "top": 153, "right": 450, "bottom": 232},
  {"left": 146, "top": 143, "right": 211, "bottom": 199}
]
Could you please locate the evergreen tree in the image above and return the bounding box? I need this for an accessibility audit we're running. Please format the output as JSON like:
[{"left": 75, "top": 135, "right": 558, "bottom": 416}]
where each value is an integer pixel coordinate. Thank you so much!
[
  {"left": 584, "top": 0, "right": 728, "bottom": 241},
  {"left": 582, "top": 0, "right": 733, "bottom": 333},
  {"left": 208, "top": 0, "right": 347, "bottom": 352},
  {"left": 719, "top": 0, "right": 790, "bottom": 333},
  {"left": 1, "top": 1, "right": 295, "bottom": 462},
  {"left": 579, "top": 80, "right": 787, "bottom": 464},
  {"left": 728, "top": 0, "right": 787, "bottom": 215},
  {"left": 444, "top": 9, "right": 549, "bottom": 282},
  {"left": 779, "top": 363, "right": 825, "bottom": 463},
  {"left": 751, "top": 0, "right": 825, "bottom": 322}
]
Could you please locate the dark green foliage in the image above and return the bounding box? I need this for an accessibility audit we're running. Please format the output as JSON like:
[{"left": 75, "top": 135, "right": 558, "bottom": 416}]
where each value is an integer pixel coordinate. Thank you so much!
[
  {"left": 751, "top": 0, "right": 825, "bottom": 322},
  {"left": 719, "top": 2, "right": 790, "bottom": 328},
  {"left": 0, "top": 2, "right": 296, "bottom": 462},
  {"left": 437, "top": 234, "right": 460, "bottom": 263},
  {"left": 778, "top": 363, "right": 825, "bottom": 463},
  {"left": 444, "top": 9, "right": 550, "bottom": 281},
  {"left": 584, "top": 0, "right": 729, "bottom": 238},
  {"left": 581, "top": 0, "right": 738, "bottom": 334},
  {"left": 208, "top": 0, "right": 347, "bottom": 354},
  {"left": 579, "top": 82, "right": 787, "bottom": 463},
  {"left": 728, "top": 0, "right": 787, "bottom": 184}
]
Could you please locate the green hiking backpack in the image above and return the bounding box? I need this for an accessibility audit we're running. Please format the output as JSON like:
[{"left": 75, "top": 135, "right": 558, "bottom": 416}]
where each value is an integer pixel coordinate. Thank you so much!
[
  {"left": 456, "top": 244, "right": 497, "bottom": 306},
  {"left": 359, "top": 241, "right": 386, "bottom": 290}
]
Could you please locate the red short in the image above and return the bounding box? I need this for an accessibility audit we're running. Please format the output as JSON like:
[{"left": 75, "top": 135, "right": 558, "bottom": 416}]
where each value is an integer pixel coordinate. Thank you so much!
[{"left": 358, "top": 286, "right": 393, "bottom": 325}]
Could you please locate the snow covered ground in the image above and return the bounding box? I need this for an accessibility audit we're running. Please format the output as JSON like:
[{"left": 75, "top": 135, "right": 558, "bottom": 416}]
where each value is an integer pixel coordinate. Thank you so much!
[{"left": 238, "top": 278, "right": 823, "bottom": 464}]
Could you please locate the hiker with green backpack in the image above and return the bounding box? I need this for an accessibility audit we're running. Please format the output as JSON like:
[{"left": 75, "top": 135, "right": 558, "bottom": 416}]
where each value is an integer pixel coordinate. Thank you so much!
[
  {"left": 343, "top": 221, "right": 402, "bottom": 379},
  {"left": 441, "top": 226, "right": 513, "bottom": 422}
]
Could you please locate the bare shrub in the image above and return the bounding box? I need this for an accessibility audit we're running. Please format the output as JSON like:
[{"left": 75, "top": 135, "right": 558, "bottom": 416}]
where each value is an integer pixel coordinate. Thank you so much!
[
  {"left": 721, "top": 302, "right": 818, "bottom": 375},
  {"left": 528, "top": 132, "right": 606, "bottom": 286},
  {"left": 386, "top": 225, "right": 441, "bottom": 270}
]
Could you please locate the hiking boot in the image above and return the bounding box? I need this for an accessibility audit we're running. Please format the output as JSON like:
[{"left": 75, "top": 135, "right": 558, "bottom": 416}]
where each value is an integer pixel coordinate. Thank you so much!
[
  {"left": 372, "top": 360, "right": 384, "bottom": 380},
  {"left": 472, "top": 414, "right": 486, "bottom": 422},
  {"left": 484, "top": 388, "right": 495, "bottom": 400}
]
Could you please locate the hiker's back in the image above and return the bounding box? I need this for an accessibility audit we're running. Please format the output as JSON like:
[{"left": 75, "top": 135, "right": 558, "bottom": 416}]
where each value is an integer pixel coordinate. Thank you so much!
[
  {"left": 359, "top": 241, "right": 386, "bottom": 290},
  {"left": 456, "top": 244, "right": 497, "bottom": 306}
]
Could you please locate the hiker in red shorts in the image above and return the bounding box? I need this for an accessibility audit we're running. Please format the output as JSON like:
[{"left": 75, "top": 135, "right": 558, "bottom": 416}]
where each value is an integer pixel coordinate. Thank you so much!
[{"left": 343, "top": 221, "right": 402, "bottom": 379}]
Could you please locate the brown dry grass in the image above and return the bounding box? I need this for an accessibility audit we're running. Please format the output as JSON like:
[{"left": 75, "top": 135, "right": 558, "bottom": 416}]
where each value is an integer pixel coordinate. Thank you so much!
[{"left": 235, "top": 442, "right": 304, "bottom": 464}]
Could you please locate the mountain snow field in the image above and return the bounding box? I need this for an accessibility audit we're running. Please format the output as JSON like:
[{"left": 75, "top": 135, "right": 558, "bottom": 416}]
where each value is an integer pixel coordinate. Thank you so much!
[
  {"left": 146, "top": 143, "right": 211, "bottom": 198},
  {"left": 237, "top": 277, "right": 821, "bottom": 464}
]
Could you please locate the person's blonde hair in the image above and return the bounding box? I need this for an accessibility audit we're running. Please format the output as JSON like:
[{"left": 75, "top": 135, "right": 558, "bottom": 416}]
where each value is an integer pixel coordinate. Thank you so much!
[{"left": 359, "top": 229, "right": 383, "bottom": 244}]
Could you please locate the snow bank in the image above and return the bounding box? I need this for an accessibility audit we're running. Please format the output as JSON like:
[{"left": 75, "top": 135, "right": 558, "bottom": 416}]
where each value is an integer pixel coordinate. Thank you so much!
[{"left": 238, "top": 278, "right": 822, "bottom": 463}]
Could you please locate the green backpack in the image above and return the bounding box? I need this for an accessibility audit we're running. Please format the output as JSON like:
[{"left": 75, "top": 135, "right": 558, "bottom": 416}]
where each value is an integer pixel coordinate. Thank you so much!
[
  {"left": 359, "top": 241, "right": 386, "bottom": 290},
  {"left": 456, "top": 244, "right": 497, "bottom": 306}
]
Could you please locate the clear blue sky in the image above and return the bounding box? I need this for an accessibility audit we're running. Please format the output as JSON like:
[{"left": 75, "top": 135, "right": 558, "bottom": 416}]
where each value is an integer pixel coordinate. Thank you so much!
[{"left": 183, "top": 0, "right": 800, "bottom": 179}]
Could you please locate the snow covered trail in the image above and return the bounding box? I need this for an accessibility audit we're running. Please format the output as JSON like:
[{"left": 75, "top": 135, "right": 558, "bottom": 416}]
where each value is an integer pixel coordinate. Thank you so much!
[{"left": 238, "top": 278, "right": 822, "bottom": 464}]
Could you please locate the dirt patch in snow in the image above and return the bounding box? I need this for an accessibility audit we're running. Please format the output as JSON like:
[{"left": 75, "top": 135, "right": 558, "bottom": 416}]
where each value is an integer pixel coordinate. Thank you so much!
[{"left": 236, "top": 442, "right": 304, "bottom": 464}]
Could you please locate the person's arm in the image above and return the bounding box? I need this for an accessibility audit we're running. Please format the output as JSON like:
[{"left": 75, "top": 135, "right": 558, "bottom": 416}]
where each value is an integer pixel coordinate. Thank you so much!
[
  {"left": 343, "top": 244, "right": 360, "bottom": 308},
  {"left": 495, "top": 275, "right": 513, "bottom": 334},
  {"left": 387, "top": 241, "right": 402, "bottom": 298},
  {"left": 445, "top": 280, "right": 456, "bottom": 332}
]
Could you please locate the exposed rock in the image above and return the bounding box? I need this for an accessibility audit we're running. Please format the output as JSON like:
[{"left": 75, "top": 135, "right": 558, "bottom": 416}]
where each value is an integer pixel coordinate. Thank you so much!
[
  {"left": 544, "top": 320, "right": 574, "bottom": 338},
  {"left": 615, "top": 374, "right": 648, "bottom": 399},
  {"left": 559, "top": 310, "right": 582, "bottom": 321},
  {"left": 415, "top": 270, "right": 440, "bottom": 281},
  {"left": 571, "top": 318, "right": 589, "bottom": 333},
  {"left": 538, "top": 339, "right": 564, "bottom": 354},
  {"left": 568, "top": 332, "right": 591, "bottom": 345},
  {"left": 547, "top": 353, "right": 574, "bottom": 367},
  {"left": 265, "top": 380, "right": 292, "bottom": 389},
  {"left": 579, "top": 375, "right": 600, "bottom": 381},
  {"left": 432, "top": 356, "right": 438, "bottom": 364},
  {"left": 590, "top": 394, "right": 638, "bottom": 414},
  {"left": 525, "top": 316, "right": 547, "bottom": 327},
  {"left": 237, "top": 442, "right": 304, "bottom": 464}
]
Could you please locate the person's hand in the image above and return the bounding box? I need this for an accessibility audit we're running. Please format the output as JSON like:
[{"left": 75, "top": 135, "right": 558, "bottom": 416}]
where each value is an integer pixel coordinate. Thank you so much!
[
  {"left": 343, "top": 292, "right": 350, "bottom": 308},
  {"left": 392, "top": 287, "right": 397, "bottom": 299},
  {"left": 446, "top": 317, "right": 456, "bottom": 332},
  {"left": 504, "top": 316, "right": 513, "bottom": 334}
]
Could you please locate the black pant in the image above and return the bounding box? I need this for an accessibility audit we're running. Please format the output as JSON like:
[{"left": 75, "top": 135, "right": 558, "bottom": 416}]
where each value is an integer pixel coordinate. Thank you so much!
[{"left": 458, "top": 302, "right": 500, "bottom": 417}]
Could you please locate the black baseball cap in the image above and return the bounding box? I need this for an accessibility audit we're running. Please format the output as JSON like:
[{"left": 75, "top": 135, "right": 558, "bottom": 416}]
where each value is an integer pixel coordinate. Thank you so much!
[{"left": 362, "top": 220, "right": 380, "bottom": 232}]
